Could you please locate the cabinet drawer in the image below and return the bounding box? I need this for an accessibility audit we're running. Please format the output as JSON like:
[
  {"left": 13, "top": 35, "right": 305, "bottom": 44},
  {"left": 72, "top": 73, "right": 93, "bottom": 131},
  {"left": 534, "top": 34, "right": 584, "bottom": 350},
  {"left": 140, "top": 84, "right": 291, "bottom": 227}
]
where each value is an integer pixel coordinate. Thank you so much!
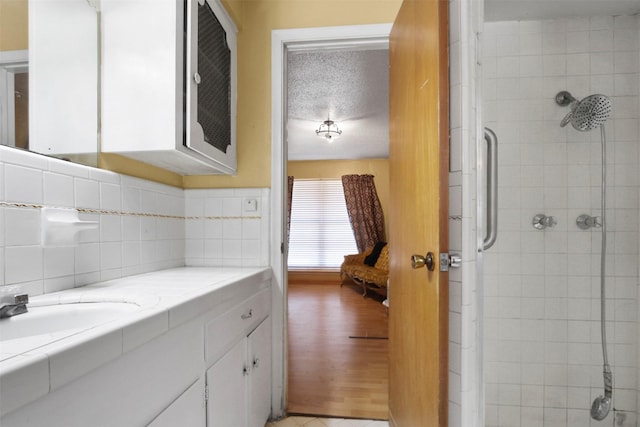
[{"left": 205, "top": 288, "right": 270, "bottom": 365}]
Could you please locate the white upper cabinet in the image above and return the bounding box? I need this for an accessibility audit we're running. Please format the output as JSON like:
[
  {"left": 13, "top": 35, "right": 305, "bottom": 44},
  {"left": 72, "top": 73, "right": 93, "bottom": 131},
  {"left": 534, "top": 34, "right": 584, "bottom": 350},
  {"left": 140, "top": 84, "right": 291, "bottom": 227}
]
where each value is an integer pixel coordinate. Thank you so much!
[
  {"left": 101, "top": 0, "right": 237, "bottom": 175},
  {"left": 28, "top": 0, "right": 98, "bottom": 163}
]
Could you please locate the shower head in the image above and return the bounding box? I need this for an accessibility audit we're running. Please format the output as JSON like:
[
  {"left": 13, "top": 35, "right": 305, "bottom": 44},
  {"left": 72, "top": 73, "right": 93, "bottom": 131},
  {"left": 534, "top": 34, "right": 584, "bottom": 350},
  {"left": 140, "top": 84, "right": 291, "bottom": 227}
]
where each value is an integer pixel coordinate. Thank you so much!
[
  {"left": 556, "top": 92, "right": 612, "bottom": 131},
  {"left": 591, "top": 366, "right": 613, "bottom": 421},
  {"left": 590, "top": 394, "right": 611, "bottom": 421}
]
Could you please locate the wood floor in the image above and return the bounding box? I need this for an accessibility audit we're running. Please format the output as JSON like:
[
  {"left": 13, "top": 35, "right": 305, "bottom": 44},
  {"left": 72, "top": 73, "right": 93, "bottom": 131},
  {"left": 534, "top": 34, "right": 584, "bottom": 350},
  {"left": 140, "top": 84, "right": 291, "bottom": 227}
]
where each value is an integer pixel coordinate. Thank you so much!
[{"left": 287, "top": 276, "right": 389, "bottom": 420}]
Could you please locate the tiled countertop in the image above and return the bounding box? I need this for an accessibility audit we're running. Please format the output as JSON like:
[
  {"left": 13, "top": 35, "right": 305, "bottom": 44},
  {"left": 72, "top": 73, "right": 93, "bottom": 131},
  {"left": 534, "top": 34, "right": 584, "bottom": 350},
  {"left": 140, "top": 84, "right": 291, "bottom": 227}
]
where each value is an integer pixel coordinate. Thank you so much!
[{"left": 0, "top": 266, "right": 272, "bottom": 416}]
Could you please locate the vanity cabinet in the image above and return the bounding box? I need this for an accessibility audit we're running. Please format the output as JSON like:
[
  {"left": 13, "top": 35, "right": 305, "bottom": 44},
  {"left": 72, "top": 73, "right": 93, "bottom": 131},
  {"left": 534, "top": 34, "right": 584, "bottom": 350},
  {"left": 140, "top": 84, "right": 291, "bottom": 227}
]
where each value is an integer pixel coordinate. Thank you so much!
[
  {"left": 0, "top": 318, "right": 205, "bottom": 427},
  {"left": 207, "top": 318, "right": 271, "bottom": 427},
  {"left": 207, "top": 337, "right": 247, "bottom": 427},
  {"left": 247, "top": 319, "right": 272, "bottom": 427},
  {"left": 101, "top": 0, "right": 237, "bottom": 175},
  {"left": 0, "top": 271, "right": 272, "bottom": 427},
  {"left": 205, "top": 288, "right": 272, "bottom": 427},
  {"left": 148, "top": 377, "right": 206, "bottom": 427}
]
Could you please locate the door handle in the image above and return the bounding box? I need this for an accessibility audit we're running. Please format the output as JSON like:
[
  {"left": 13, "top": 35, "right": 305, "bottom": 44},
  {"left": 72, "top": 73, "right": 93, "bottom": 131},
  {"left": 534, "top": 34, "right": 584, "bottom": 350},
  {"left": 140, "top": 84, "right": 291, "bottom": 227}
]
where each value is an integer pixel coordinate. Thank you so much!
[
  {"left": 483, "top": 127, "right": 498, "bottom": 250},
  {"left": 411, "top": 252, "right": 435, "bottom": 271}
]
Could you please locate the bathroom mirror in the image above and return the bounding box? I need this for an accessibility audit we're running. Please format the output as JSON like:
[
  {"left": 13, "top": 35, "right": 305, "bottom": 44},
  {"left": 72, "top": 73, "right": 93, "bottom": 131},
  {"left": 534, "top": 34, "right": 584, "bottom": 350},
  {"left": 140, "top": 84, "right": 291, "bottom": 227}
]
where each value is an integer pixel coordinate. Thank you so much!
[{"left": 0, "top": 0, "right": 100, "bottom": 167}]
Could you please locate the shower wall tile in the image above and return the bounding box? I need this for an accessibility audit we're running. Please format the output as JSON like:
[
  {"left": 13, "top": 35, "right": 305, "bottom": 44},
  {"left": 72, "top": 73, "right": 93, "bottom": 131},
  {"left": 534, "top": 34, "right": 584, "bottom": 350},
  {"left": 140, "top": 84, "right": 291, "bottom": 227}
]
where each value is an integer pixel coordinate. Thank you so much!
[{"left": 484, "top": 14, "right": 639, "bottom": 425}]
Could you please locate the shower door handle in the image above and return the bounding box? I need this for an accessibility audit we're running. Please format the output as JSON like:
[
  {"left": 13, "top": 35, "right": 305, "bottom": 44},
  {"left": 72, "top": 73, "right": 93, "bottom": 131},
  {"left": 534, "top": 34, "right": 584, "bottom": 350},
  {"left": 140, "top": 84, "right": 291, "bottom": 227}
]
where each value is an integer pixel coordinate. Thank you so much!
[{"left": 483, "top": 127, "right": 498, "bottom": 250}]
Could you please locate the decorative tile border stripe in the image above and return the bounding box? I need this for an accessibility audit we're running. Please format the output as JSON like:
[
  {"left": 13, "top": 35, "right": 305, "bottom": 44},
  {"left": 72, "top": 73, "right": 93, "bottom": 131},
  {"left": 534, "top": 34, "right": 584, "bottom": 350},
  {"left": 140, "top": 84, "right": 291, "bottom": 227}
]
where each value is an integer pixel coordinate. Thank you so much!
[
  {"left": 188, "top": 216, "right": 262, "bottom": 220},
  {"left": 76, "top": 207, "right": 185, "bottom": 219},
  {"left": 0, "top": 202, "right": 261, "bottom": 220},
  {"left": 0, "top": 201, "right": 42, "bottom": 210}
]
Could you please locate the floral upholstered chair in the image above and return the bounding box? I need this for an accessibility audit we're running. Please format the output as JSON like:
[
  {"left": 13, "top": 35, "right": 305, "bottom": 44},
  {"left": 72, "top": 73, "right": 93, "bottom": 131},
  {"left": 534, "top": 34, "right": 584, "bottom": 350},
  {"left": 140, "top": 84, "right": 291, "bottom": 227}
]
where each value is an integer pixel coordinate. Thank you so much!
[{"left": 340, "top": 243, "right": 389, "bottom": 298}]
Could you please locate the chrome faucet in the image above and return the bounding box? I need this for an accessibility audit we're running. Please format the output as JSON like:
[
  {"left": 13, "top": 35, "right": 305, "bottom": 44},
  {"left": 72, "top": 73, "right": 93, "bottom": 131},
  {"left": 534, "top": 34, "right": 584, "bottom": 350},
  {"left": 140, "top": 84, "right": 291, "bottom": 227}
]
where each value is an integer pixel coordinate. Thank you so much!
[
  {"left": 0, "top": 294, "right": 29, "bottom": 318},
  {"left": 577, "top": 214, "right": 602, "bottom": 230},
  {"left": 532, "top": 214, "right": 557, "bottom": 230}
]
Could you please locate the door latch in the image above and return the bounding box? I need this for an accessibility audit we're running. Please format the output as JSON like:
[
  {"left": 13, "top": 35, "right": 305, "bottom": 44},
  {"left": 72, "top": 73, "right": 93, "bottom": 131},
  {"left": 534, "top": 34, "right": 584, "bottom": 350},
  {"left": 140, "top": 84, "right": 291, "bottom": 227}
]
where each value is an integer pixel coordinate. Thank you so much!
[{"left": 440, "top": 253, "right": 462, "bottom": 272}]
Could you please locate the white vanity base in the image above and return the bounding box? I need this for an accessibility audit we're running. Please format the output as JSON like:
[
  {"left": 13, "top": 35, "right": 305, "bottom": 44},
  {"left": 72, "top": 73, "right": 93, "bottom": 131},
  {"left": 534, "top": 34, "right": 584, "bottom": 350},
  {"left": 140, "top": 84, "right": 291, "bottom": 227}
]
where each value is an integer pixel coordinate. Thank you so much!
[{"left": 0, "top": 267, "right": 272, "bottom": 427}]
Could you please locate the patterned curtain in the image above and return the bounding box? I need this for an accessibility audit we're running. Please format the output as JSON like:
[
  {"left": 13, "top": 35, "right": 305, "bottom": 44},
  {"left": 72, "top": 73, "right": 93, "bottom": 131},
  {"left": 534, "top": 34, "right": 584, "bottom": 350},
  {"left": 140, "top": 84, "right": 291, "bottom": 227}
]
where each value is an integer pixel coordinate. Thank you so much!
[
  {"left": 287, "top": 176, "right": 294, "bottom": 245},
  {"left": 341, "top": 174, "right": 386, "bottom": 252}
]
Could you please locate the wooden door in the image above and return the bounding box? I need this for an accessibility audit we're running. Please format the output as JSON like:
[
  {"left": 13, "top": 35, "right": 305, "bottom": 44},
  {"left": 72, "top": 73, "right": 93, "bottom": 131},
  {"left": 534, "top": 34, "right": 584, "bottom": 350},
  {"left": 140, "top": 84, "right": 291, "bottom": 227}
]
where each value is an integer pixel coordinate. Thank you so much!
[{"left": 388, "top": 0, "right": 449, "bottom": 426}]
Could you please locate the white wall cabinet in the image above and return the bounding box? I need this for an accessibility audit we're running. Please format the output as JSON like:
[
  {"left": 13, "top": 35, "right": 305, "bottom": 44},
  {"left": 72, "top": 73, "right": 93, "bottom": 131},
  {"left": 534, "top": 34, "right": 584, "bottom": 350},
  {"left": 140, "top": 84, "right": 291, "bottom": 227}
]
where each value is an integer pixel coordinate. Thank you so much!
[
  {"left": 28, "top": 0, "right": 98, "bottom": 163},
  {"left": 101, "top": 0, "right": 237, "bottom": 175},
  {"left": 207, "top": 318, "right": 271, "bottom": 427}
]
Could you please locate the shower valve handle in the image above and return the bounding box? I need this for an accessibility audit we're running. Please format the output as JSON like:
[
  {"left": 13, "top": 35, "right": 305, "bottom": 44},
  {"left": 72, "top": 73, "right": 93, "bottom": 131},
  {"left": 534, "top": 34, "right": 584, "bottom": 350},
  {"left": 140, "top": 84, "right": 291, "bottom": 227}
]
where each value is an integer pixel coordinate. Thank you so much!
[
  {"left": 532, "top": 214, "right": 557, "bottom": 230},
  {"left": 577, "top": 214, "right": 602, "bottom": 230}
]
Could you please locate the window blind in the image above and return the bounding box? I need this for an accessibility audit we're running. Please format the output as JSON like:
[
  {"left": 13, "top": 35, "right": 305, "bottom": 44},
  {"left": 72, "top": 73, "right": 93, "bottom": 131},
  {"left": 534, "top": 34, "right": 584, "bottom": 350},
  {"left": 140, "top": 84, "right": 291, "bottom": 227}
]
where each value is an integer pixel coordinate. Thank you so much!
[{"left": 288, "top": 179, "right": 358, "bottom": 269}]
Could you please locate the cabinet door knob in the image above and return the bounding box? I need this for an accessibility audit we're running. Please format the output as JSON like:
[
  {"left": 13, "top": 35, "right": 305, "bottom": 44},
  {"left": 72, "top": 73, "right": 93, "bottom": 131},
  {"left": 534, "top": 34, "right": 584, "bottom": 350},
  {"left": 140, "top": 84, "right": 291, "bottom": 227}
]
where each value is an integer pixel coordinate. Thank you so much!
[
  {"left": 243, "top": 365, "right": 250, "bottom": 376},
  {"left": 253, "top": 358, "right": 260, "bottom": 368},
  {"left": 193, "top": 72, "right": 201, "bottom": 84},
  {"left": 241, "top": 309, "right": 253, "bottom": 320}
]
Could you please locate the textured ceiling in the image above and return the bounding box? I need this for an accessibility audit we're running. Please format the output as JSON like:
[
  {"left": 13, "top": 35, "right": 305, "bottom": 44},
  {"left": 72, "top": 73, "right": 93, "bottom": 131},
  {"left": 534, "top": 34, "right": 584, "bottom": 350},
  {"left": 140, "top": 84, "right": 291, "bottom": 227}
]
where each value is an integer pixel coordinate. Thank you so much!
[{"left": 287, "top": 49, "right": 389, "bottom": 161}]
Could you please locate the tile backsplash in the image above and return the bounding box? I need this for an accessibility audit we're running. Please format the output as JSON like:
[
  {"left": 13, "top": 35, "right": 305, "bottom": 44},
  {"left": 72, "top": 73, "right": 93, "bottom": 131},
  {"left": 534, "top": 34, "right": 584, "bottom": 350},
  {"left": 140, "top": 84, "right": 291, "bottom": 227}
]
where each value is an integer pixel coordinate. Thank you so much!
[
  {"left": 184, "top": 188, "right": 270, "bottom": 267},
  {"left": 0, "top": 146, "right": 270, "bottom": 298}
]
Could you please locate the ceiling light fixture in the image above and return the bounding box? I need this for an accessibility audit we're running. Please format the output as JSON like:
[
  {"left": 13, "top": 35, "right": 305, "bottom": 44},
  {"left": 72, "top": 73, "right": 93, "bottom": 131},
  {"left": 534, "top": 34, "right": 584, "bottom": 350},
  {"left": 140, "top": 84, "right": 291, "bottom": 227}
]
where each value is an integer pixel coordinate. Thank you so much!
[{"left": 315, "top": 114, "right": 342, "bottom": 142}]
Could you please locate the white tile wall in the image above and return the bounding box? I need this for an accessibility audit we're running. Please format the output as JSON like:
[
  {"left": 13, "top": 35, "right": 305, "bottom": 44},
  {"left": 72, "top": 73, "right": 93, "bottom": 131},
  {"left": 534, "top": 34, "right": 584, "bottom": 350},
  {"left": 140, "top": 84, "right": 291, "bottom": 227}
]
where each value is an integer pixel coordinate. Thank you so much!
[
  {"left": 482, "top": 15, "right": 639, "bottom": 427},
  {"left": 1, "top": 148, "right": 272, "bottom": 299},
  {"left": 184, "top": 188, "right": 270, "bottom": 267},
  {"left": 0, "top": 147, "right": 187, "bottom": 297}
]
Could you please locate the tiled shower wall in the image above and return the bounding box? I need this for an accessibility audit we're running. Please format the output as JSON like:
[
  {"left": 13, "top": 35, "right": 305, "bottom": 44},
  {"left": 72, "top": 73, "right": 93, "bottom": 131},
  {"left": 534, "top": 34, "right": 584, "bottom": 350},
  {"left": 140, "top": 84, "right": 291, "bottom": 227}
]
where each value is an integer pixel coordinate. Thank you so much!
[
  {"left": 0, "top": 146, "right": 271, "bottom": 299},
  {"left": 482, "top": 16, "right": 639, "bottom": 427}
]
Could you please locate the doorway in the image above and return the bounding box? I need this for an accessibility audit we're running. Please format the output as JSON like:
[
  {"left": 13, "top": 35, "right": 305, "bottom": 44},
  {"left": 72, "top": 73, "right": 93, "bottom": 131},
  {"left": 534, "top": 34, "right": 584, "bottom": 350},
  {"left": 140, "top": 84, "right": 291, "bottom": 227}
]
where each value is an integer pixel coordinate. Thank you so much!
[
  {"left": 286, "top": 37, "right": 390, "bottom": 420},
  {"left": 0, "top": 50, "right": 28, "bottom": 149},
  {"left": 270, "top": 23, "right": 393, "bottom": 419}
]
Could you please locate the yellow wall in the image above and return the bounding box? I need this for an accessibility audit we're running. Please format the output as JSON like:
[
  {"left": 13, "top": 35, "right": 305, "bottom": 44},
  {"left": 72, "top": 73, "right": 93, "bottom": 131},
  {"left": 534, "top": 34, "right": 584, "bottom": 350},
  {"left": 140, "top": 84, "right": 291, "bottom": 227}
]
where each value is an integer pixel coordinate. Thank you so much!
[
  {"left": 182, "top": 0, "right": 401, "bottom": 188},
  {"left": 99, "top": 153, "right": 184, "bottom": 188},
  {"left": 0, "top": 0, "right": 28, "bottom": 51},
  {"left": 3, "top": 0, "right": 401, "bottom": 190},
  {"left": 221, "top": 0, "right": 243, "bottom": 31},
  {"left": 287, "top": 159, "right": 390, "bottom": 236}
]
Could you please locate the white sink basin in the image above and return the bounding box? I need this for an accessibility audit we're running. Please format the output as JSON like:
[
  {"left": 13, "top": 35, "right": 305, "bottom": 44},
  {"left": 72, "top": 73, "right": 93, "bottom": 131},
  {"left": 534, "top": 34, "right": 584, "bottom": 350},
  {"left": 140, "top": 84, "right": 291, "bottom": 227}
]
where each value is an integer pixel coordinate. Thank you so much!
[{"left": 0, "top": 302, "right": 141, "bottom": 355}]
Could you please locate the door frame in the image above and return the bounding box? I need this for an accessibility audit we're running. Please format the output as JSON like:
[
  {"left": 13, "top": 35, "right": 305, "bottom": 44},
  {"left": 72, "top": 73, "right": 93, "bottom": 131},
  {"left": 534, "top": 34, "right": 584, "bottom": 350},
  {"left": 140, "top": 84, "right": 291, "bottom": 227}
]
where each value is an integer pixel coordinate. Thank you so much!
[{"left": 269, "top": 23, "right": 392, "bottom": 418}]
